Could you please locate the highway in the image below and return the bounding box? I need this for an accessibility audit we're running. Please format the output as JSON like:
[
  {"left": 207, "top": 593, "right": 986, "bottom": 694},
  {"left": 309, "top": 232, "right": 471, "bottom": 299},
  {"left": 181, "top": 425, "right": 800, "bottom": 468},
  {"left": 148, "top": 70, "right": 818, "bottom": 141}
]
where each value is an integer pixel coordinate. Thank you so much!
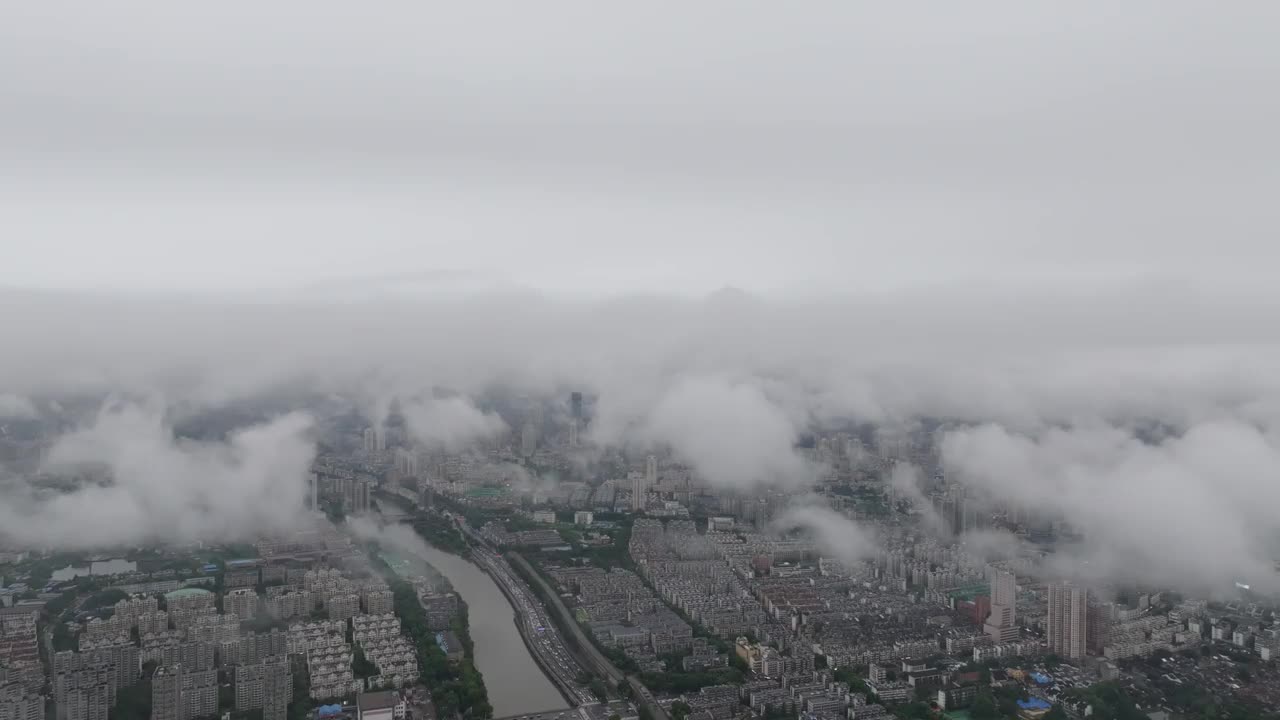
[
  {"left": 504, "top": 551, "right": 671, "bottom": 720},
  {"left": 446, "top": 511, "right": 669, "bottom": 720},
  {"left": 470, "top": 546, "right": 595, "bottom": 705}
]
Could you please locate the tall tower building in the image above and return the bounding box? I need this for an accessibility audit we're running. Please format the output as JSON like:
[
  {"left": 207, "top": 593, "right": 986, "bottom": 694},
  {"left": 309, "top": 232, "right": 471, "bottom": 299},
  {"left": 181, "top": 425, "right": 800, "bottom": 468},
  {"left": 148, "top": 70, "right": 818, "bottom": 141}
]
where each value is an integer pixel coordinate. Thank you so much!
[
  {"left": 630, "top": 472, "right": 648, "bottom": 512},
  {"left": 150, "top": 666, "right": 182, "bottom": 720},
  {"left": 1047, "top": 581, "right": 1089, "bottom": 660},
  {"left": 983, "top": 569, "right": 1019, "bottom": 643},
  {"left": 570, "top": 392, "right": 583, "bottom": 421},
  {"left": 646, "top": 455, "right": 658, "bottom": 488},
  {"left": 521, "top": 422, "right": 537, "bottom": 457},
  {"left": 568, "top": 420, "right": 579, "bottom": 448},
  {"left": 235, "top": 657, "right": 292, "bottom": 720}
]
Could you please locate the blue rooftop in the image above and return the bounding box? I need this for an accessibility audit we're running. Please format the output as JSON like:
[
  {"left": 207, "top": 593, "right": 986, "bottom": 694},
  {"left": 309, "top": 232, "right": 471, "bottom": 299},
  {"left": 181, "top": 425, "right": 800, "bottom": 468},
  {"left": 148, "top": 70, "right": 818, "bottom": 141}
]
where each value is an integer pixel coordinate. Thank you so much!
[{"left": 1018, "top": 698, "right": 1052, "bottom": 711}]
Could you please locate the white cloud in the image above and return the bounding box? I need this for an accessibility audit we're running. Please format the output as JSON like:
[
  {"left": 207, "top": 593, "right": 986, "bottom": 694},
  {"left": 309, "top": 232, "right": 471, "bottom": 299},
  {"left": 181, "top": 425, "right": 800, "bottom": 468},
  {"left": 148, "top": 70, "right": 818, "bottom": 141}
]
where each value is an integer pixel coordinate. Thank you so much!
[
  {"left": 0, "top": 402, "right": 315, "bottom": 549},
  {"left": 0, "top": 394, "right": 36, "bottom": 418},
  {"left": 401, "top": 396, "right": 508, "bottom": 451},
  {"left": 942, "top": 420, "right": 1280, "bottom": 594},
  {"left": 639, "top": 375, "right": 812, "bottom": 489}
]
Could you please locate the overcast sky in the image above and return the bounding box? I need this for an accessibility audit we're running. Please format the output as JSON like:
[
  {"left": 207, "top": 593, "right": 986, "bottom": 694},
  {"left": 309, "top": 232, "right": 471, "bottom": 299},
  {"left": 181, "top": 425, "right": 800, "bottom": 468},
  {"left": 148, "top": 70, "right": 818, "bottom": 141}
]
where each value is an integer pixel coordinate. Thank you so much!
[{"left": 3, "top": 1, "right": 1277, "bottom": 295}]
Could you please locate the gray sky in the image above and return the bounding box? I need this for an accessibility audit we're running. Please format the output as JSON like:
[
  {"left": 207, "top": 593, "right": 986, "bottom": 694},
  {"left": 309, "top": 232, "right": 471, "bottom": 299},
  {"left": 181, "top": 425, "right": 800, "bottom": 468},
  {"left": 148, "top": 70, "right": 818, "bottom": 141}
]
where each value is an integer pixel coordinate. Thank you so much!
[{"left": 3, "top": 1, "right": 1277, "bottom": 294}]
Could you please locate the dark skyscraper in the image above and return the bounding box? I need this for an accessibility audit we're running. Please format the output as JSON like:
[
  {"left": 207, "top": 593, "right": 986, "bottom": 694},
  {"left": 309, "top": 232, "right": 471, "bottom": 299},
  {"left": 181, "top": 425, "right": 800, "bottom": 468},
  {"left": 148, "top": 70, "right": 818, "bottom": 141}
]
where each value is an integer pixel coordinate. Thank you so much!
[{"left": 570, "top": 392, "right": 583, "bottom": 420}]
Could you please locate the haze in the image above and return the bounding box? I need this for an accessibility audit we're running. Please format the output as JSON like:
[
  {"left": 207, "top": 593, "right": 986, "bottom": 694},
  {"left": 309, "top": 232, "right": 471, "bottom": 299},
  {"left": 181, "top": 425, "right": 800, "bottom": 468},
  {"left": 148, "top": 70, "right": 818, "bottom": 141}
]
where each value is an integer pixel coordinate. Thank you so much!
[
  {"left": 3, "top": 1, "right": 1277, "bottom": 294},
  {"left": 3, "top": 2, "right": 1280, "bottom": 598}
]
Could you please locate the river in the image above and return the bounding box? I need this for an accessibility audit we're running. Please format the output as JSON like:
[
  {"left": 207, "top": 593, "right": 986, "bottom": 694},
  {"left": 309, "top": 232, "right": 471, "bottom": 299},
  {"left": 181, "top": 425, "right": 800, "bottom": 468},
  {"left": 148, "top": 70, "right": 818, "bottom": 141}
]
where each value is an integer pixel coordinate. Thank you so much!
[{"left": 407, "top": 542, "right": 567, "bottom": 717}]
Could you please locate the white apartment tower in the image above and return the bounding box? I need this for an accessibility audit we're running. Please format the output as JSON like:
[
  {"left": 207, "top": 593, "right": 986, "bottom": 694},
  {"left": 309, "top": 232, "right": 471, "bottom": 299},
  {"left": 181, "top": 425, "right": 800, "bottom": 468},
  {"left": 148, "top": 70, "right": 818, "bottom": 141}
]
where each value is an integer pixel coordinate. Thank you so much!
[
  {"left": 983, "top": 569, "right": 1019, "bottom": 643},
  {"left": 1047, "top": 581, "right": 1089, "bottom": 660},
  {"left": 630, "top": 473, "right": 648, "bottom": 513}
]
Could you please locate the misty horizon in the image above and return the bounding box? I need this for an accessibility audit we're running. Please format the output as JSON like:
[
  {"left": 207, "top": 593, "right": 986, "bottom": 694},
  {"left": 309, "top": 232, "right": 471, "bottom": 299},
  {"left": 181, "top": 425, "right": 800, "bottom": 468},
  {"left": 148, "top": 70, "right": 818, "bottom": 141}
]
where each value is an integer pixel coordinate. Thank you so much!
[{"left": 5, "top": 11, "right": 1280, "bottom": 712}]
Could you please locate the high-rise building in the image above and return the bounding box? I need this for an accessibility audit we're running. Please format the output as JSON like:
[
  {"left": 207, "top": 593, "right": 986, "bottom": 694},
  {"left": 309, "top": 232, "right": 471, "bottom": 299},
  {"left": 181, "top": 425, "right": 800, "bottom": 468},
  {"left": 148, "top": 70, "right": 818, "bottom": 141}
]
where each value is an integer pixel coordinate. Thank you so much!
[
  {"left": 1047, "top": 581, "right": 1089, "bottom": 660},
  {"left": 646, "top": 455, "right": 658, "bottom": 488},
  {"left": 570, "top": 392, "right": 583, "bottom": 420},
  {"left": 568, "top": 420, "right": 579, "bottom": 448},
  {"left": 362, "top": 589, "right": 395, "bottom": 616},
  {"left": 363, "top": 427, "right": 386, "bottom": 454},
  {"left": 150, "top": 666, "right": 182, "bottom": 720},
  {"left": 521, "top": 421, "right": 538, "bottom": 457},
  {"left": 235, "top": 657, "right": 292, "bottom": 720},
  {"left": 0, "top": 689, "right": 43, "bottom": 720},
  {"left": 180, "top": 669, "right": 218, "bottom": 720},
  {"left": 630, "top": 470, "right": 649, "bottom": 513},
  {"left": 983, "top": 570, "right": 1019, "bottom": 643},
  {"left": 223, "top": 589, "right": 259, "bottom": 621},
  {"left": 63, "top": 684, "right": 109, "bottom": 720},
  {"left": 1087, "top": 595, "right": 1115, "bottom": 655}
]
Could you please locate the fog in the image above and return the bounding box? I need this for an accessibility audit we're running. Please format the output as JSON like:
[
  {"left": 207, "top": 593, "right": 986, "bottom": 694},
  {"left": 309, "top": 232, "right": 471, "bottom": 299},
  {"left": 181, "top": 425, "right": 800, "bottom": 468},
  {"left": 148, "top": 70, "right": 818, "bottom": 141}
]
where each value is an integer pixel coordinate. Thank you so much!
[
  {"left": 3, "top": 2, "right": 1280, "bottom": 594},
  {"left": 2, "top": 287, "right": 1280, "bottom": 595},
  {"left": 0, "top": 400, "right": 315, "bottom": 549}
]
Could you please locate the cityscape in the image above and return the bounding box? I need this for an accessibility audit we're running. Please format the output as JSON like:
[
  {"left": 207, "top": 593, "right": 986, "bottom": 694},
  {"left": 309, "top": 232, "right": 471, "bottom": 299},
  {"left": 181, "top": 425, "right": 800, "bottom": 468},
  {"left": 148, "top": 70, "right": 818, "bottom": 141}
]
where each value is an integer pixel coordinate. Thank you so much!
[
  {"left": 3, "top": 389, "right": 1280, "bottom": 720},
  {"left": 4, "top": 3, "right": 1280, "bottom": 720}
]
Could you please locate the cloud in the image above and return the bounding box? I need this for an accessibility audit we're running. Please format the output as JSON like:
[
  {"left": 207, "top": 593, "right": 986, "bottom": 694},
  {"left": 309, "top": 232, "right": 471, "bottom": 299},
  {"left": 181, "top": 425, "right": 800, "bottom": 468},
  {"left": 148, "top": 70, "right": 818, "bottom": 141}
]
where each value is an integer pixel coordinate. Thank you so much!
[
  {"left": 888, "top": 462, "right": 949, "bottom": 536},
  {"left": 942, "top": 420, "right": 1280, "bottom": 594},
  {"left": 401, "top": 396, "right": 508, "bottom": 451},
  {"left": 4, "top": 285, "right": 1280, "bottom": 588},
  {"left": 773, "top": 502, "right": 878, "bottom": 565},
  {"left": 0, "top": 402, "right": 316, "bottom": 549},
  {"left": 0, "top": 394, "right": 37, "bottom": 418},
  {"left": 637, "top": 375, "right": 812, "bottom": 489}
]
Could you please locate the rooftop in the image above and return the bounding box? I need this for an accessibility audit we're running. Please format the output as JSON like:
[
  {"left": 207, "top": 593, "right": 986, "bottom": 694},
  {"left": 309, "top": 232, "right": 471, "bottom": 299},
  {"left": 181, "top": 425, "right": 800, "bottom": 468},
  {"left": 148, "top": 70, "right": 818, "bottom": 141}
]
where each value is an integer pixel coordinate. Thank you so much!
[
  {"left": 164, "top": 587, "right": 214, "bottom": 599},
  {"left": 357, "top": 691, "right": 400, "bottom": 711}
]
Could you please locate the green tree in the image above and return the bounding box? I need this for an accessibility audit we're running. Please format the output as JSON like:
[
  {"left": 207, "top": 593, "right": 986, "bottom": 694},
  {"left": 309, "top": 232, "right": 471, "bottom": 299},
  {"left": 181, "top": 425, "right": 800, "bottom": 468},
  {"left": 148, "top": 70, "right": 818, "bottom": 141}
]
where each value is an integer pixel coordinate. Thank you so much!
[
  {"left": 352, "top": 645, "right": 378, "bottom": 679},
  {"left": 671, "top": 701, "right": 691, "bottom": 720},
  {"left": 971, "top": 688, "right": 1000, "bottom": 720}
]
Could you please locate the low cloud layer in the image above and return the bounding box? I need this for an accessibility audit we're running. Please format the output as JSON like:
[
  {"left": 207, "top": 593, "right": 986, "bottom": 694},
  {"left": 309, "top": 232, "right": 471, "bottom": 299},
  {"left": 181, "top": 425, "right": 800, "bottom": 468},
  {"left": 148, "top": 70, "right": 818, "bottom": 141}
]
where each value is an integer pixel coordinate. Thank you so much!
[
  {"left": 943, "top": 421, "right": 1280, "bottom": 594},
  {"left": 0, "top": 394, "right": 36, "bottom": 419},
  {"left": 2, "top": 288, "right": 1280, "bottom": 595},
  {"left": 0, "top": 402, "right": 315, "bottom": 549},
  {"left": 773, "top": 503, "right": 879, "bottom": 566},
  {"left": 401, "top": 396, "right": 508, "bottom": 451},
  {"left": 636, "top": 376, "right": 812, "bottom": 489}
]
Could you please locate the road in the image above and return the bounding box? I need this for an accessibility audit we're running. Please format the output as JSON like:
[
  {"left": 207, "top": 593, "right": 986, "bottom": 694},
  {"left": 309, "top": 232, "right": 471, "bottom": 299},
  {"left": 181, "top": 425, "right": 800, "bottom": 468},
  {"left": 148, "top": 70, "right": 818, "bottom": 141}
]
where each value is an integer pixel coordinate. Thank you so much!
[
  {"left": 503, "top": 551, "right": 670, "bottom": 720},
  {"left": 440, "top": 510, "right": 667, "bottom": 720},
  {"left": 469, "top": 546, "right": 595, "bottom": 706}
]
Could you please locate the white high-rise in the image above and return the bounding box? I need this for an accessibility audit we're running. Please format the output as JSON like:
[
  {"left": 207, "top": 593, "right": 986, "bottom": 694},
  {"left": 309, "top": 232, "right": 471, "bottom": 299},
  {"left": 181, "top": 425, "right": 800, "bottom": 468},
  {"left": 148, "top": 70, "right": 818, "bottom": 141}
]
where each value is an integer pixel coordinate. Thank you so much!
[
  {"left": 1048, "top": 581, "right": 1089, "bottom": 659},
  {"left": 363, "top": 426, "right": 386, "bottom": 453},
  {"left": 646, "top": 455, "right": 658, "bottom": 487},
  {"left": 983, "top": 569, "right": 1019, "bottom": 643},
  {"left": 630, "top": 473, "right": 649, "bottom": 513}
]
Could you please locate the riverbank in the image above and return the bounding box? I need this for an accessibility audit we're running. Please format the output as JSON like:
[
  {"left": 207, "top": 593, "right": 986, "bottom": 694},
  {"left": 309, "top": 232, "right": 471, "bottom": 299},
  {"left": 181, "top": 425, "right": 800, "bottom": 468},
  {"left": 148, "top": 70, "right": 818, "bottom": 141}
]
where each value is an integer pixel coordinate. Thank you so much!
[
  {"left": 468, "top": 550, "right": 584, "bottom": 707},
  {"left": 386, "top": 509, "right": 567, "bottom": 716}
]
